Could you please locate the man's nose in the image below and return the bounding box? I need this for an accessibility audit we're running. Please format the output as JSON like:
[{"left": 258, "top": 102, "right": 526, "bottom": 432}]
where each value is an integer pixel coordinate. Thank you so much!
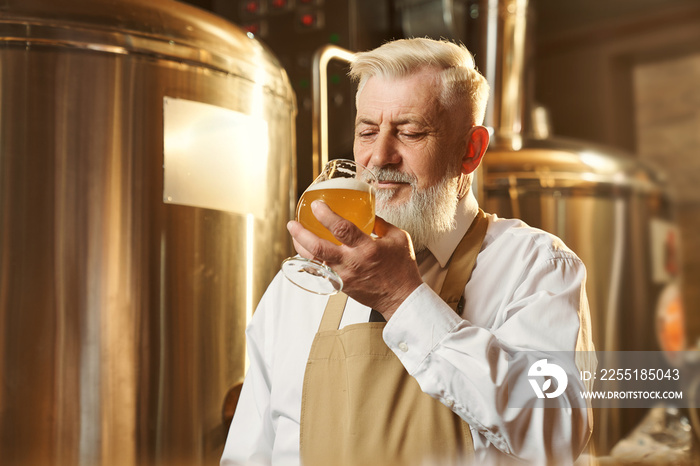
[{"left": 369, "top": 132, "right": 401, "bottom": 169}]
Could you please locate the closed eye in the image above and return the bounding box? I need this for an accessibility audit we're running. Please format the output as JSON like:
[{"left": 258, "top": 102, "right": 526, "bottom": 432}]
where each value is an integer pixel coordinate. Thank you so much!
[
  {"left": 357, "top": 130, "right": 377, "bottom": 139},
  {"left": 400, "top": 132, "right": 426, "bottom": 140}
]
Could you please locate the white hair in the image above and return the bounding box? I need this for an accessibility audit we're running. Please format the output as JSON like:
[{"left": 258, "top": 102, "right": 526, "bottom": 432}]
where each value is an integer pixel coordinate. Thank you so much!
[{"left": 349, "top": 37, "right": 490, "bottom": 125}]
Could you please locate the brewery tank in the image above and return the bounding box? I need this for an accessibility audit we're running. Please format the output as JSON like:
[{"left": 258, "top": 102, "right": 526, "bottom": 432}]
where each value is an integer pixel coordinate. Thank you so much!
[
  {"left": 482, "top": 116, "right": 673, "bottom": 459},
  {"left": 0, "top": 0, "right": 296, "bottom": 464},
  {"left": 468, "top": 0, "right": 676, "bottom": 453}
]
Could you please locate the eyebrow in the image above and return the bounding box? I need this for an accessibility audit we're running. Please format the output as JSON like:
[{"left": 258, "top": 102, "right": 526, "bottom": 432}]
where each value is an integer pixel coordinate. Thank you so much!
[
  {"left": 355, "top": 117, "right": 376, "bottom": 126},
  {"left": 355, "top": 116, "right": 428, "bottom": 127}
]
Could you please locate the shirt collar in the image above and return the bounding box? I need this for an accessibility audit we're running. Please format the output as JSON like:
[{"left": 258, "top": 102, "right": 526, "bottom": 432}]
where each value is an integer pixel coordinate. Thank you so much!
[{"left": 424, "top": 191, "right": 479, "bottom": 268}]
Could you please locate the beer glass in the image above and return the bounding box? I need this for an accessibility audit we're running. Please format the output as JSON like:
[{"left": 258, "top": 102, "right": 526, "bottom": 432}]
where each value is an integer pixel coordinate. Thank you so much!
[{"left": 282, "top": 159, "right": 377, "bottom": 295}]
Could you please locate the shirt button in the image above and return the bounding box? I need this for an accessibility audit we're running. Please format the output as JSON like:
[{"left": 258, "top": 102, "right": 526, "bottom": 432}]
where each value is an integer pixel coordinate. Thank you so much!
[
  {"left": 398, "top": 342, "right": 409, "bottom": 352},
  {"left": 444, "top": 398, "right": 455, "bottom": 408}
]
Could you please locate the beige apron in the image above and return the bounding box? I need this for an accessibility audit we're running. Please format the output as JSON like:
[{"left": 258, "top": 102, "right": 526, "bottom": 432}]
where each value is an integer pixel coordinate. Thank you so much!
[{"left": 300, "top": 210, "right": 489, "bottom": 466}]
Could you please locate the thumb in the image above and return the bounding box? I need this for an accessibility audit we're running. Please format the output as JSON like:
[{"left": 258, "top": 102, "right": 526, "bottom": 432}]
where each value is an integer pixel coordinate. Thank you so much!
[
  {"left": 372, "top": 215, "right": 393, "bottom": 238},
  {"left": 372, "top": 215, "right": 418, "bottom": 260},
  {"left": 373, "top": 215, "right": 412, "bottom": 242}
]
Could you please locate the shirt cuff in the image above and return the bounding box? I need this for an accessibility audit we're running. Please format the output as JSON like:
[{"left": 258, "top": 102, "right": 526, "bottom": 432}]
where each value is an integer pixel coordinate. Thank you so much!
[{"left": 383, "top": 282, "right": 463, "bottom": 375}]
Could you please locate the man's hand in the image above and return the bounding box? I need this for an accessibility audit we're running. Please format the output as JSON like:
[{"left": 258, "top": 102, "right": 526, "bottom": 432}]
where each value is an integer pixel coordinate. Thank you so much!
[{"left": 287, "top": 200, "right": 423, "bottom": 320}]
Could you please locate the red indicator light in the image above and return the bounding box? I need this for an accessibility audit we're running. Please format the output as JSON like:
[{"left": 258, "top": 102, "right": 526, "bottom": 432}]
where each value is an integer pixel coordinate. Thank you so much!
[
  {"left": 301, "top": 13, "right": 315, "bottom": 27},
  {"left": 245, "top": 1, "right": 259, "bottom": 14},
  {"left": 272, "top": 0, "right": 287, "bottom": 8}
]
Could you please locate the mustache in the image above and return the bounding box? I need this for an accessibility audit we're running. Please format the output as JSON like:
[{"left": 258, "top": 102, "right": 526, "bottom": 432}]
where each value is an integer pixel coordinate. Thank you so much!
[{"left": 372, "top": 168, "right": 417, "bottom": 185}]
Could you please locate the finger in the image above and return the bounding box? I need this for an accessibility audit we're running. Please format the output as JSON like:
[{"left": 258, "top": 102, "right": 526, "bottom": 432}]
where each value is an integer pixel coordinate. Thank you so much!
[
  {"left": 287, "top": 220, "right": 339, "bottom": 262},
  {"left": 311, "top": 201, "right": 368, "bottom": 248},
  {"left": 290, "top": 233, "right": 314, "bottom": 260}
]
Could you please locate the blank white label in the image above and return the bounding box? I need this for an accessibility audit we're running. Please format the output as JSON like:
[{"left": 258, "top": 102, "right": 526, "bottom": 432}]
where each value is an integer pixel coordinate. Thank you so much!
[{"left": 163, "top": 97, "right": 269, "bottom": 217}]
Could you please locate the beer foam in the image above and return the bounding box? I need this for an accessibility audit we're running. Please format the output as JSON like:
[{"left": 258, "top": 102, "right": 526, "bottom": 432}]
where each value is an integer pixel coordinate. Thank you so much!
[{"left": 306, "top": 177, "right": 372, "bottom": 192}]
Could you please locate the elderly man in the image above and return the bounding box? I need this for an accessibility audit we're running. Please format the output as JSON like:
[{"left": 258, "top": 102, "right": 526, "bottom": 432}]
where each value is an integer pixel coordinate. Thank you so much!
[{"left": 222, "top": 38, "right": 594, "bottom": 465}]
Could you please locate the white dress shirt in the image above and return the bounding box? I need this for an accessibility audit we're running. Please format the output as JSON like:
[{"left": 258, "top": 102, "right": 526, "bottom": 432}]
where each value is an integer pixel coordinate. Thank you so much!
[{"left": 222, "top": 192, "right": 595, "bottom": 466}]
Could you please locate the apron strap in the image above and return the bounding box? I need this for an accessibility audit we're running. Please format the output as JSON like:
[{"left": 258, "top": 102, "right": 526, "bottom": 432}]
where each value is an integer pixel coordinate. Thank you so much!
[
  {"left": 318, "top": 292, "right": 348, "bottom": 332},
  {"left": 439, "top": 209, "right": 489, "bottom": 312}
]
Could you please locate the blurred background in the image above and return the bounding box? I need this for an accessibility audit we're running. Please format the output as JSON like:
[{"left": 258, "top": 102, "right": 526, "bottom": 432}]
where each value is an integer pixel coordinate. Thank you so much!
[{"left": 1, "top": 0, "right": 698, "bottom": 464}]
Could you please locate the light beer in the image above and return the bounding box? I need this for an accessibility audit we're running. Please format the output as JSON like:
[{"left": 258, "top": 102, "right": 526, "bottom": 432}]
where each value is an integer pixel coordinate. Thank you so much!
[
  {"left": 297, "top": 177, "right": 375, "bottom": 245},
  {"left": 282, "top": 159, "right": 376, "bottom": 294}
]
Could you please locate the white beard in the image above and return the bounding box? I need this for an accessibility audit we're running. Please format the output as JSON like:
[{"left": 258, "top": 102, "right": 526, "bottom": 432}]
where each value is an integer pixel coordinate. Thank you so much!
[{"left": 373, "top": 168, "right": 461, "bottom": 252}]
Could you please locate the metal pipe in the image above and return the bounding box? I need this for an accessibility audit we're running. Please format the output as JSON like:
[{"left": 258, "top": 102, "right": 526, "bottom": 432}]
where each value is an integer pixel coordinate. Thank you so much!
[
  {"left": 479, "top": 0, "right": 529, "bottom": 143},
  {"left": 311, "top": 44, "right": 355, "bottom": 177}
]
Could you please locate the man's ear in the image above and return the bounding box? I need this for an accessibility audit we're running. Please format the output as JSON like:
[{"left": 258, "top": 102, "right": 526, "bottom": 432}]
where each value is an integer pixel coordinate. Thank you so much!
[{"left": 461, "top": 126, "right": 490, "bottom": 175}]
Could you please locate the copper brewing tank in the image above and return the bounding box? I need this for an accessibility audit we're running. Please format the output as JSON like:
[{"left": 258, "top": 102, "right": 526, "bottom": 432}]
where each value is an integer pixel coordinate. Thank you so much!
[{"left": 0, "top": 0, "right": 296, "bottom": 464}]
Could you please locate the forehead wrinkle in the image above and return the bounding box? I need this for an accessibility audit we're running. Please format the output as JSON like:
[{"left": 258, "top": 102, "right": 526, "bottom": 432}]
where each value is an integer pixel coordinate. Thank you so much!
[
  {"left": 355, "top": 72, "right": 449, "bottom": 133},
  {"left": 355, "top": 115, "right": 431, "bottom": 126},
  {"left": 356, "top": 101, "right": 439, "bottom": 124}
]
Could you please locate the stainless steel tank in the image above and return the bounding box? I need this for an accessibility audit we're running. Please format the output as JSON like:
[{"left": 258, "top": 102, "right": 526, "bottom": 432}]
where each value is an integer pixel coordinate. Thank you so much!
[
  {"left": 484, "top": 136, "right": 670, "bottom": 355},
  {"left": 0, "top": 0, "right": 296, "bottom": 464},
  {"left": 482, "top": 136, "right": 674, "bottom": 454},
  {"left": 469, "top": 0, "right": 676, "bottom": 453}
]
